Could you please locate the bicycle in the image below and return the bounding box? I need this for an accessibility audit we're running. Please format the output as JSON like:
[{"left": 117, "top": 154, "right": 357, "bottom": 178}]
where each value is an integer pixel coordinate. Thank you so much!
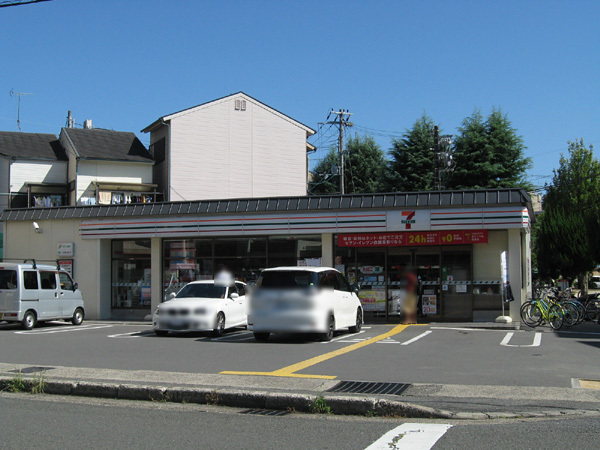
[{"left": 520, "top": 289, "right": 565, "bottom": 330}]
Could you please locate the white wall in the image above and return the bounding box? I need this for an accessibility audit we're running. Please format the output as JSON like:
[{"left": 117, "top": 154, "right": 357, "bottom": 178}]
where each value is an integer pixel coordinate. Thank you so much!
[
  {"left": 3, "top": 219, "right": 106, "bottom": 320},
  {"left": 0, "top": 157, "right": 9, "bottom": 211},
  {"left": 169, "top": 95, "right": 308, "bottom": 201},
  {"left": 9, "top": 160, "right": 67, "bottom": 192},
  {"left": 76, "top": 160, "right": 153, "bottom": 202},
  {"left": 473, "top": 230, "right": 508, "bottom": 280}
]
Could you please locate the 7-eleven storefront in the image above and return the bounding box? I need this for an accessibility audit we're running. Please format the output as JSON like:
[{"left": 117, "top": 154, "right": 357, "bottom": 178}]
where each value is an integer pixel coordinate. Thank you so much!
[{"left": 0, "top": 190, "right": 532, "bottom": 322}]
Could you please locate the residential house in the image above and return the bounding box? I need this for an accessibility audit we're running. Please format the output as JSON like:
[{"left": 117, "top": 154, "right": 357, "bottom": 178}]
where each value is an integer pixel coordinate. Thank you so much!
[
  {"left": 59, "top": 125, "right": 155, "bottom": 206},
  {"left": 141, "top": 92, "right": 316, "bottom": 202}
]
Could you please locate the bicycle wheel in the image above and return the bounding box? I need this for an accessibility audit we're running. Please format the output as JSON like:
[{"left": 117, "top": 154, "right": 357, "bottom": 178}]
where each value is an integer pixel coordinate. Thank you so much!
[
  {"left": 548, "top": 304, "right": 564, "bottom": 330},
  {"left": 520, "top": 301, "right": 542, "bottom": 327},
  {"left": 561, "top": 302, "right": 578, "bottom": 327},
  {"left": 571, "top": 300, "right": 586, "bottom": 325},
  {"left": 584, "top": 300, "right": 600, "bottom": 322}
]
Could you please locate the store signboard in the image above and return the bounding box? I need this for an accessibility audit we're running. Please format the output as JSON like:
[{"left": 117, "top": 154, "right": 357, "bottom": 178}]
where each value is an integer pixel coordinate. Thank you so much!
[
  {"left": 338, "top": 230, "right": 488, "bottom": 247},
  {"left": 57, "top": 242, "right": 74, "bottom": 257},
  {"left": 358, "top": 289, "right": 386, "bottom": 311},
  {"left": 58, "top": 259, "right": 73, "bottom": 278}
]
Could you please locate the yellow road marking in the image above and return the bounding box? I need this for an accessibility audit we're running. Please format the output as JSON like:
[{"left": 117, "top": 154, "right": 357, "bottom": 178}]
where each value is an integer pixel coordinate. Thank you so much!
[
  {"left": 579, "top": 379, "right": 600, "bottom": 389},
  {"left": 221, "top": 324, "right": 416, "bottom": 379}
]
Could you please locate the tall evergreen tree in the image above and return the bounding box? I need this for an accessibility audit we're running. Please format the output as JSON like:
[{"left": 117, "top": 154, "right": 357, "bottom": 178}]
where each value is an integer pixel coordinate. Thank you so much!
[
  {"left": 534, "top": 139, "right": 600, "bottom": 287},
  {"left": 448, "top": 109, "right": 533, "bottom": 190},
  {"left": 309, "top": 135, "right": 387, "bottom": 195},
  {"left": 387, "top": 114, "right": 437, "bottom": 191}
]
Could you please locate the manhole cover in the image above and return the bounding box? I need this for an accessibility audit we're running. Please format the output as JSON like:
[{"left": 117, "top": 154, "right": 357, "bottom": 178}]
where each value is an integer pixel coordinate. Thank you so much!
[
  {"left": 239, "top": 409, "right": 289, "bottom": 416},
  {"left": 9, "top": 366, "right": 55, "bottom": 374},
  {"left": 326, "top": 381, "right": 411, "bottom": 396}
]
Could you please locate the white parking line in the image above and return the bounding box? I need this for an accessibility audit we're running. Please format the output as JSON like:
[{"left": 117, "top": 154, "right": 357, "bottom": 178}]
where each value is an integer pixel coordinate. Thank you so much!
[
  {"left": 322, "top": 330, "right": 367, "bottom": 344},
  {"left": 500, "top": 331, "right": 542, "bottom": 347},
  {"left": 15, "top": 325, "right": 113, "bottom": 335},
  {"left": 107, "top": 330, "right": 155, "bottom": 338},
  {"left": 365, "top": 423, "right": 452, "bottom": 450},
  {"left": 401, "top": 330, "right": 432, "bottom": 345},
  {"left": 210, "top": 332, "right": 254, "bottom": 341}
]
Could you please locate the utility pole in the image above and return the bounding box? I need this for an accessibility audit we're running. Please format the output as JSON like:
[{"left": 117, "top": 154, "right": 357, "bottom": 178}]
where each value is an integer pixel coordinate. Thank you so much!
[
  {"left": 324, "top": 109, "right": 353, "bottom": 194},
  {"left": 432, "top": 125, "right": 454, "bottom": 190},
  {"left": 9, "top": 89, "right": 34, "bottom": 131}
]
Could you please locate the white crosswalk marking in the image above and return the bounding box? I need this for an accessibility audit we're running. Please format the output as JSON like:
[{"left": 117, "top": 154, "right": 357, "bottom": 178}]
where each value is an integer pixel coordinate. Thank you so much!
[{"left": 365, "top": 423, "right": 452, "bottom": 450}]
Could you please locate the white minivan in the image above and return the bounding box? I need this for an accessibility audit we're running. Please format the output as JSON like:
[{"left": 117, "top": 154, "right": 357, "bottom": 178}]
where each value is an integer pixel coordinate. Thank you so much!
[{"left": 0, "top": 261, "right": 85, "bottom": 330}]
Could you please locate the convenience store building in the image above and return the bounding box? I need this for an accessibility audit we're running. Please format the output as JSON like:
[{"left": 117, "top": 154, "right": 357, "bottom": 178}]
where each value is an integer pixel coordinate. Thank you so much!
[{"left": 0, "top": 188, "right": 533, "bottom": 322}]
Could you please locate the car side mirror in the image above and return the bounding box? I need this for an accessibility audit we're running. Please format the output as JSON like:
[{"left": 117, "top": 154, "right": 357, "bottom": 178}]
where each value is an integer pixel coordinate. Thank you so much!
[
  {"left": 230, "top": 293, "right": 239, "bottom": 300},
  {"left": 73, "top": 283, "right": 78, "bottom": 292},
  {"left": 352, "top": 284, "right": 360, "bottom": 294},
  {"left": 169, "top": 292, "right": 177, "bottom": 299}
]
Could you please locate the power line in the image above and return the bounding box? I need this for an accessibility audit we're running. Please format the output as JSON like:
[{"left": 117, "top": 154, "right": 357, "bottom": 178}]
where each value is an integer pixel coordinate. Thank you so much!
[{"left": 0, "top": 0, "right": 52, "bottom": 7}]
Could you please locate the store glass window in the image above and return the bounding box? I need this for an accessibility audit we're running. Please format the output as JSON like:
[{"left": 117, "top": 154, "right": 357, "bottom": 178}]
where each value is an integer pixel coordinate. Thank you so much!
[
  {"left": 112, "top": 240, "right": 152, "bottom": 309},
  {"left": 214, "top": 238, "right": 266, "bottom": 258},
  {"left": 267, "top": 235, "right": 322, "bottom": 267},
  {"left": 163, "top": 239, "right": 214, "bottom": 299}
]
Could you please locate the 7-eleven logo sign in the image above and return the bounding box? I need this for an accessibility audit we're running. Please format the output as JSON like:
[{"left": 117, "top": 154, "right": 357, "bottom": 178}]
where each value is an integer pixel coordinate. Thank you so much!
[{"left": 401, "top": 211, "right": 416, "bottom": 229}]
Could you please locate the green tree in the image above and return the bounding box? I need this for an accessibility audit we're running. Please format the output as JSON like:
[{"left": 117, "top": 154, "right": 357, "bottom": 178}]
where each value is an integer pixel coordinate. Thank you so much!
[
  {"left": 448, "top": 109, "right": 533, "bottom": 190},
  {"left": 309, "top": 135, "right": 387, "bottom": 195},
  {"left": 387, "top": 114, "right": 437, "bottom": 191},
  {"left": 534, "top": 139, "right": 600, "bottom": 288}
]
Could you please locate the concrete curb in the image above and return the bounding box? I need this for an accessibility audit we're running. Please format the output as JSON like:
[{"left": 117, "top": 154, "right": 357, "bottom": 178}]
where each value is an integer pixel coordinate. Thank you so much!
[{"left": 2, "top": 376, "right": 599, "bottom": 420}]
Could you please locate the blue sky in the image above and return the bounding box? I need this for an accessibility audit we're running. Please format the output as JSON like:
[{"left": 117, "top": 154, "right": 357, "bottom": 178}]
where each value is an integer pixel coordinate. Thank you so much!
[{"left": 1, "top": 0, "right": 598, "bottom": 190}]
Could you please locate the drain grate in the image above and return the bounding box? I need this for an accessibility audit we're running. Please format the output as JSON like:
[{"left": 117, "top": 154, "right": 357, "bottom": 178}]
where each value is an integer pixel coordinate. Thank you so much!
[
  {"left": 9, "top": 366, "right": 55, "bottom": 374},
  {"left": 239, "top": 409, "right": 289, "bottom": 416},
  {"left": 326, "top": 381, "right": 411, "bottom": 396}
]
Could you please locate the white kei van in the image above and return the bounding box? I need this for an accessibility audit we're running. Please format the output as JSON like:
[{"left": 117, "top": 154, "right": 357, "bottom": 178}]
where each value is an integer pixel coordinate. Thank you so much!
[{"left": 0, "top": 261, "right": 85, "bottom": 330}]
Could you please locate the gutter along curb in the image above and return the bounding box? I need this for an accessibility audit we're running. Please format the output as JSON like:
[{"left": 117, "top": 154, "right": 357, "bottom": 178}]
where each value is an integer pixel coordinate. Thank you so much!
[{"left": 2, "top": 376, "right": 599, "bottom": 420}]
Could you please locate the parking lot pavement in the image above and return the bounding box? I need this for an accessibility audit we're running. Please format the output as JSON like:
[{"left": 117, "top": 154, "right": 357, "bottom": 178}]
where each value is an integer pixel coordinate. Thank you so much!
[{"left": 2, "top": 320, "right": 600, "bottom": 417}]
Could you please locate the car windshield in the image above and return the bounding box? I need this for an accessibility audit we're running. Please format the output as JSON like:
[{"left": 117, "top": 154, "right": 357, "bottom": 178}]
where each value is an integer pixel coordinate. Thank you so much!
[
  {"left": 175, "top": 284, "right": 227, "bottom": 299},
  {"left": 256, "top": 271, "right": 319, "bottom": 288}
]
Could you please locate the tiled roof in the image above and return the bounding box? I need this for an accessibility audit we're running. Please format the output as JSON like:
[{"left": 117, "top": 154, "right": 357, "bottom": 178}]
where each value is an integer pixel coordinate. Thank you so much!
[
  {"left": 0, "top": 132, "right": 66, "bottom": 160},
  {"left": 0, "top": 189, "right": 533, "bottom": 222},
  {"left": 61, "top": 128, "right": 153, "bottom": 163}
]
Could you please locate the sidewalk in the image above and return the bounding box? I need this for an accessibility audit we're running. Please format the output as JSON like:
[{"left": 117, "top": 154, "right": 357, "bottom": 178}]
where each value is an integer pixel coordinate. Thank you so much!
[{"left": 1, "top": 362, "right": 599, "bottom": 419}]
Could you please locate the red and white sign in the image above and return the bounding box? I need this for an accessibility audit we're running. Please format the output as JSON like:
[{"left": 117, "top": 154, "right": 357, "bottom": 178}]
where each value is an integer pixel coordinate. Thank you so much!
[{"left": 337, "top": 230, "right": 488, "bottom": 247}]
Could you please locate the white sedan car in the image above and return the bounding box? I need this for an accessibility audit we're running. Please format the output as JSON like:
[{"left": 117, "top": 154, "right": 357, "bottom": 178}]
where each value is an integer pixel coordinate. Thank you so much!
[
  {"left": 248, "top": 267, "right": 363, "bottom": 342},
  {"left": 153, "top": 280, "right": 247, "bottom": 337}
]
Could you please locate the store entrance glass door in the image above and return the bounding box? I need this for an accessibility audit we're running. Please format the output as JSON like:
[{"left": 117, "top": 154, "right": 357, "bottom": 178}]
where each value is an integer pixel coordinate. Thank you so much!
[
  {"left": 386, "top": 250, "right": 412, "bottom": 318},
  {"left": 355, "top": 249, "right": 386, "bottom": 319},
  {"left": 441, "top": 248, "right": 473, "bottom": 320}
]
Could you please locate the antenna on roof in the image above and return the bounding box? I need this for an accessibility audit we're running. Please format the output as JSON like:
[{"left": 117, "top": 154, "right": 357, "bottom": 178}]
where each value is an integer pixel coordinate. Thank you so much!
[{"left": 9, "top": 89, "right": 34, "bottom": 132}]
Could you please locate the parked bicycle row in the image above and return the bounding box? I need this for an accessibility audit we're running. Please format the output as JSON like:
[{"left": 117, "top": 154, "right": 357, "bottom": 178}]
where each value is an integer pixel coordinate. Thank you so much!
[{"left": 520, "top": 287, "right": 600, "bottom": 330}]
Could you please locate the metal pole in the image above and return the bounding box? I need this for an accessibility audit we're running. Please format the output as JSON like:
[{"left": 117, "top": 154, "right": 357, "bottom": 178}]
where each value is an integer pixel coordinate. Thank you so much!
[{"left": 339, "top": 109, "right": 344, "bottom": 195}]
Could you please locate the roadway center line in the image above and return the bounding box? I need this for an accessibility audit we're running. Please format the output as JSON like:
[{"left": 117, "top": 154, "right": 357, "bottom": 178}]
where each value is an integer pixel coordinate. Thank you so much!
[
  {"left": 221, "top": 324, "right": 414, "bottom": 379},
  {"left": 401, "top": 330, "right": 432, "bottom": 345},
  {"left": 365, "top": 423, "right": 452, "bottom": 450}
]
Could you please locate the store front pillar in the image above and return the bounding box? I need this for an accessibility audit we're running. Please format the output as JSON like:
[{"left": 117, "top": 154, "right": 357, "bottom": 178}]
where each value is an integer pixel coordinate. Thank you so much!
[
  {"left": 151, "top": 237, "right": 162, "bottom": 314},
  {"left": 321, "top": 234, "right": 333, "bottom": 267},
  {"left": 507, "top": 228, "right": 523, "bottom": 320}
]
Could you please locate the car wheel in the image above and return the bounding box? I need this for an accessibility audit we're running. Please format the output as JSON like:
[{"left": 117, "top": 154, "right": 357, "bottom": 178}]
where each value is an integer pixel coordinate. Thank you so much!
[
  {"left": 253, "top": 332, "right": 270, "bottom": 342},
  {"left": 154, "top": 330, "right": 169, "bottom": 337},
  {"left": 71, "top": 308, "right": 84, "bottom": 326},
  {"left": 212, "top": 312, "right": 225, "bottom": 337},
  {"left": 22, "top": 310, "right": 37, "bottom": 330},
  {"left": 319, "top": 315, "right": 335, "bottom": 341},
  {"left": 349, "top": 308, "right": 362, "bottom": 333}
]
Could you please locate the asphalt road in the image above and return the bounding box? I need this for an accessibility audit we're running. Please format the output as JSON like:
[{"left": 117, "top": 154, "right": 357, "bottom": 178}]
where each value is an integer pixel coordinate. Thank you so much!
[
  {"left": 1, "top": 321, "right": 599, "bottom": 387},
  {"left": 1, "top": 393, "right": 599, "bottom": 450}
]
